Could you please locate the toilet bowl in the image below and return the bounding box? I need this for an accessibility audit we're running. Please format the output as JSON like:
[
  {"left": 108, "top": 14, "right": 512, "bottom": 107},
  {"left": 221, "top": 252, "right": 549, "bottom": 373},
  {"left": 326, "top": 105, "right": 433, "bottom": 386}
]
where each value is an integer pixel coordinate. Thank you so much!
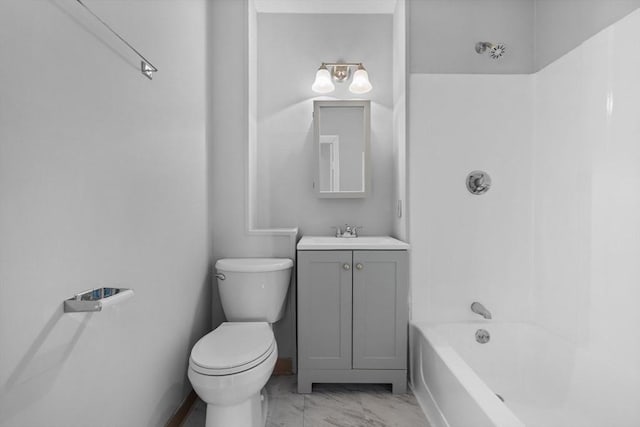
[
  {"left": 188, "top": 323, "right": 277, "bottom": 427},
  {"left": 188, "top": 258, "right": 292, "bottom": 427}
]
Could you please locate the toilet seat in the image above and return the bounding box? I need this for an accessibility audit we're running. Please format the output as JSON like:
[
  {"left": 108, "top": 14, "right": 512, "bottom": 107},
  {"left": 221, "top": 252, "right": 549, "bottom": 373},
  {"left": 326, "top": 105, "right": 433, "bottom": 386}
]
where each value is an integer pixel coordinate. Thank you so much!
[{"left": 190, "top": 322, "right": 275, "bottom": 376}]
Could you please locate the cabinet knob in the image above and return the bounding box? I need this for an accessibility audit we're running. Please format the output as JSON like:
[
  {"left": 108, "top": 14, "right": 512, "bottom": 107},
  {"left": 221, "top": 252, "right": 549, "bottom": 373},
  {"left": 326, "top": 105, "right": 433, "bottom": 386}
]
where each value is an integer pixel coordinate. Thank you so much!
[
  {"left": 355, "top": 263, "right": 364, "bottom": 270},
  {"left": 343, "top": 263, "right": 351, "bottom": 271}
]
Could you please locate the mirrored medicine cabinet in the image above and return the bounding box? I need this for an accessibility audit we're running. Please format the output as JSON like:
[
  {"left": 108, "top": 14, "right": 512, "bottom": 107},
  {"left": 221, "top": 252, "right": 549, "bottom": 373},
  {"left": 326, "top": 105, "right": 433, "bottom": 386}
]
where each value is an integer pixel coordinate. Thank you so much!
[{"left": 314, "top": 100, "right": 371, "bottom": 198}]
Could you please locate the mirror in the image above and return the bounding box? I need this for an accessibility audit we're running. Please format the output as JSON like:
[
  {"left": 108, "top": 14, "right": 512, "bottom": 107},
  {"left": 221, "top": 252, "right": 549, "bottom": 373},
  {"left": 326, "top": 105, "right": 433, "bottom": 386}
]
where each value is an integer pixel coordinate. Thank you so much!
[{"left": 314, "top": 100, "right": 370, "bottom": 198}]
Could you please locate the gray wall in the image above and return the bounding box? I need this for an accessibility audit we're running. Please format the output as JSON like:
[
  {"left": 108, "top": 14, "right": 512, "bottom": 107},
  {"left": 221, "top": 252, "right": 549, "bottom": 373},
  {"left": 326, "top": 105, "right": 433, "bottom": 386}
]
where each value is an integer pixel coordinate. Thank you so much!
[
  {"left": 208, "top": 0, "right": 295, "bottom": 334},
  {"left": 408, "top": 0, "right": 640, "bottom": 74},
  {"left": 256, "top": 13, "right": 394, "bottom": 235},
  {"left": 209, "top": 0, "right": 303, "bottom": 362},
  {"left": 208, "top": 5, "right": 396, "bottom": 361},
  {"left": 409, "top": 0, "right": 535, "bottom": 74},
  {"left": 0, "top": 1, "right": 210, "bottom": 425},
  {"left": 208, "top": 0, "right": 640, "bottom": 371},
  {"left": 392, "top": 0, "right": 408, "bottom": 242}
]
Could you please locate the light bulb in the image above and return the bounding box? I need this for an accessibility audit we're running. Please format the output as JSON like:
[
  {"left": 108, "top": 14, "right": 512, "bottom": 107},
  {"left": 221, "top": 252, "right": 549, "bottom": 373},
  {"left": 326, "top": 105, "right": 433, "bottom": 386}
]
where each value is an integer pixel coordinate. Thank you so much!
[
  {"left": 312, "top": 65, "right": 335, "bottom": 94},
  {"left": 349, "top": 65, "right": 372, "bottom": 94}
]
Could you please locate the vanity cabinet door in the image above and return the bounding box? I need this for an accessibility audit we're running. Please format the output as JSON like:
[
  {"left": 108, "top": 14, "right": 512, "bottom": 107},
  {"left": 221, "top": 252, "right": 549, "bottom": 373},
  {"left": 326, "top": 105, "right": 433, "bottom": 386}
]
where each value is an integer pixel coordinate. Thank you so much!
[
  {"left": 352, "top": 250, "right": 408, "bottom": 370},
  {"left": 298, "top": 250, "right": 353, "bottom": 370}
]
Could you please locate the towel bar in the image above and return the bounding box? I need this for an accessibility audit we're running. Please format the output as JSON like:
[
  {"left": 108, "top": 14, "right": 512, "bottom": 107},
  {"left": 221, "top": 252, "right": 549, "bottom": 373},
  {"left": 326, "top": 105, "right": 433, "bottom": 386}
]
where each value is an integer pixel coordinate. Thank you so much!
[{"left": 63, "top": 287, "right": 134, "bottom": 313}]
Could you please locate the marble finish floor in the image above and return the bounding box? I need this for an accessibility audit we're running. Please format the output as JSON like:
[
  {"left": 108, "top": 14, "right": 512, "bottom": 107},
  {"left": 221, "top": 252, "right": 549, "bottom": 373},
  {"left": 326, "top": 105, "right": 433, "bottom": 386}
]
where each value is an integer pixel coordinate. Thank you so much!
[{"left": 182, "top": 375, "right": 430, "bottom": 427}]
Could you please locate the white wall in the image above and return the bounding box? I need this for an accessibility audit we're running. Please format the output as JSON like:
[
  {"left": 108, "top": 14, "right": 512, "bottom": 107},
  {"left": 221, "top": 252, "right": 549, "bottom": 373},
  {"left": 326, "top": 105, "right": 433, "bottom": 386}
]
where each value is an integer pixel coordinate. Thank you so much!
[
  {"left": 0, "top": 1, "right": 210, "bottom": 426},
  {"left": 256, "top": 13, "right": 394, "bottom": 235},
  {"left": 532, "top": 9, "right": 640, "bottom": 422},
  {"left": 409, "top": 74, "right": 534, "bottom": 322}
]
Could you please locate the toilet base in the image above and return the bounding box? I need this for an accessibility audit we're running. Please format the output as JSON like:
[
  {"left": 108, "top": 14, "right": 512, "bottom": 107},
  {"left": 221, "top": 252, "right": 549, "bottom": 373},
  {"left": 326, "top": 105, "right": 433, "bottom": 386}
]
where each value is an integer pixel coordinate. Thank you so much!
[
  {"left": 205, "top": 390, "right": 267, "bottom": 427},
  {"left": 188, "top": 328, "right": 277, "bottom": 427}
]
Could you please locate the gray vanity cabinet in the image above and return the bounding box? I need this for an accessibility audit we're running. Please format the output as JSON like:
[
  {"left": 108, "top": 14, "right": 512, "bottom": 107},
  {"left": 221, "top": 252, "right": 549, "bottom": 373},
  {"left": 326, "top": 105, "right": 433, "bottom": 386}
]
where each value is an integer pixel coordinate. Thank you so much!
[
  {"left": 352, "top": 251, "right": 409, "bottom": 370},
  {"left": 297, "top": 250, "right": 353, "bottom": 371},
  {"left": 297, "top": 249, "right": 408, "bottom": 394}
]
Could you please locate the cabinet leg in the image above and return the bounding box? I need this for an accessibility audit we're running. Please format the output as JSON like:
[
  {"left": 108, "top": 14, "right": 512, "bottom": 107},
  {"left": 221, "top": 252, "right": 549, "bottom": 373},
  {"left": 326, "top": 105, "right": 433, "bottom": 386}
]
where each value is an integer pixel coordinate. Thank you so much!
[
  {"left": 391, "top": 378, "right": 407, "bottom": 394},
  {"left": 297, "top": 376, "right": 312, "bottom": 394}
]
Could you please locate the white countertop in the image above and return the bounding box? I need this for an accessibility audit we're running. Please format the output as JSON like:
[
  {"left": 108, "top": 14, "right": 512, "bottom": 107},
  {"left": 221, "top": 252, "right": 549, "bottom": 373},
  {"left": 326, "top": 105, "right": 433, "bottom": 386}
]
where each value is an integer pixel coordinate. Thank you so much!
[{"left": 297, "top": 235, "right": 410, "bottom": 250}]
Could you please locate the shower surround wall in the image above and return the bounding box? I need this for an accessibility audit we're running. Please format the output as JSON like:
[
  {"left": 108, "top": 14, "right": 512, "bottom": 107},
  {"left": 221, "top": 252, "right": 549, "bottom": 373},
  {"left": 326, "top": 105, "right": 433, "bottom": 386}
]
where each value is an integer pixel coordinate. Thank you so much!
[
  {"left": 409, "top": 3, "right": 640, "bottom": 423},
  {"left": 0, "top": 1, "right": 210, "bottom": 426},
  {"left": 409, "top": 74, "right": 534, "bottom": 323},
  {"left": 532, "top": 9, "right": 640, "bottom": 421},
  {"left": 408, "top": 0, "right": 536, "bottom": 325},
  {"left": 533, "top": 0, "right": 640, "bottom": 70}
]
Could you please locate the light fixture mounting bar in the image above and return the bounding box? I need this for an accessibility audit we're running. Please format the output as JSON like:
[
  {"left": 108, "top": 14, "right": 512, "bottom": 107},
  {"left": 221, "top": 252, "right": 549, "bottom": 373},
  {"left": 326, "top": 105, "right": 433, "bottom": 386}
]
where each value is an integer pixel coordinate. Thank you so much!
[
  {"left": 321, "top": 63, "right": 365, "bottom": 83},
  {"left": 321, "top": 62, "right": 363, "bottom": 67},
  {"left": 75, "top": 0, "right": 158, "bottom": 80}
]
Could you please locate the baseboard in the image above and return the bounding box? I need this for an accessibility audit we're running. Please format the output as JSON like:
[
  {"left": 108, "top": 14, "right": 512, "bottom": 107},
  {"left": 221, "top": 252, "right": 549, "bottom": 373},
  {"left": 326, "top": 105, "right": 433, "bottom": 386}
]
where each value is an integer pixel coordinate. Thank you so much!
[
  {"left": 165, "top": 389, "right": 197, "bottom": 427},
  {"left": 273, "top": 357, "right": 293, "bottom": 375}
]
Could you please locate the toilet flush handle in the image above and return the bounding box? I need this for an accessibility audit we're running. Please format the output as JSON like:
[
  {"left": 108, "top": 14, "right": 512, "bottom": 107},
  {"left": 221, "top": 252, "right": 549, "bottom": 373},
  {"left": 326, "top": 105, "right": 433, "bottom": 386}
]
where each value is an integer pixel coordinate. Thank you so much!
[{"left": 215, "top": 273, "right": 226, "bottom": 280}]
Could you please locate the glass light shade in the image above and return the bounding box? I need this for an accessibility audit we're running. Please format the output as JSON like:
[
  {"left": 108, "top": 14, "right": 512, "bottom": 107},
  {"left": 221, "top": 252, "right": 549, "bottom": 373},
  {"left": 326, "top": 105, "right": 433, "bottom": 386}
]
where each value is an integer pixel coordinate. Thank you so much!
[
  {"left": 349, "top": 68, "right": 372, "bottom": 94},
  {"left": 312, "top": 67, "right": 335, "bottom": 93}
]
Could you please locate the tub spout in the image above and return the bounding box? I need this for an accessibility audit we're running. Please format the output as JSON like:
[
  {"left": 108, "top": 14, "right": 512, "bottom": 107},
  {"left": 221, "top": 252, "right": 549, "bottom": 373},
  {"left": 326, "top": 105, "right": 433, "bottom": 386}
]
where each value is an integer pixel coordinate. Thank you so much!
[{"left": 471, "top": 302, "right": 492, "bottom": 319}]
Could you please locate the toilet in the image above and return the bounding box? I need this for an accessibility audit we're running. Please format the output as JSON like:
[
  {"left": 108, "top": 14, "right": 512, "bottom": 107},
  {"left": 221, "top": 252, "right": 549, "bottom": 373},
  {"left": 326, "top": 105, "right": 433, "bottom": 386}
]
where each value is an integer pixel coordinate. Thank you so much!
[{"left": 188, "top": 258, "right": 293, "bottom": 427}]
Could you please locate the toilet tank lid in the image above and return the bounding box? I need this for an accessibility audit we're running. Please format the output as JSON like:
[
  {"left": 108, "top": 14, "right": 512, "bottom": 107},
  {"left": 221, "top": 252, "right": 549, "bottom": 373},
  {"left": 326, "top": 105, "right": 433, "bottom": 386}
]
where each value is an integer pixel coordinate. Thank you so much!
[{"left": 215, "top": 258, "right": 293, "bottom": 272}]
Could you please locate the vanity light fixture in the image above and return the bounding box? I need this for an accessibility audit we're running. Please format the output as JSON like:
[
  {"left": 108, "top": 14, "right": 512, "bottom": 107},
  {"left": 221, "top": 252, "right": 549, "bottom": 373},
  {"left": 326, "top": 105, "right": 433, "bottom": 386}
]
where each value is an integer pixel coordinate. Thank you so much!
[
  {"left": 349, "top": 64, "right": 373, "bottom": 94},
  {"left": 311, "top": 64, "right": 335, "bottom": 93},
  {"left": 311, "top": 62, "right": 373, "bottom": 94}
]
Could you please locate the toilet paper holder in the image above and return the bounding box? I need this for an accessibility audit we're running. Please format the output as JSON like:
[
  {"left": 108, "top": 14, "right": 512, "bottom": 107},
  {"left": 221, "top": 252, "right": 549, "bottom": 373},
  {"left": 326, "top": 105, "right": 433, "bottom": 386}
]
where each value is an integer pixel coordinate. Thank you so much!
[{"left": 63, "top": 287, "right": 134, "bottom": 313}]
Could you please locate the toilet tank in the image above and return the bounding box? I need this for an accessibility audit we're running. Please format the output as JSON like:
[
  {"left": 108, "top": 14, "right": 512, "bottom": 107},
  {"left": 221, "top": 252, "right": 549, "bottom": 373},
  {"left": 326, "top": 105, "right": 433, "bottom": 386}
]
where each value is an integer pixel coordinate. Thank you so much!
[{"left": 215, "top": 258, "right": 293, "bottom": 323}]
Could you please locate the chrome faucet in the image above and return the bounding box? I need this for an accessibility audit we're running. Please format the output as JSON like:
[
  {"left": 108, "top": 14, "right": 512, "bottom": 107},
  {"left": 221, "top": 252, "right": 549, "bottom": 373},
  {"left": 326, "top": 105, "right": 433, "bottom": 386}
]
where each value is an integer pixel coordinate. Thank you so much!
[
  {"left": 333, "top": 224, "right": 362, "bottom": 238},
  {"left": 344, "top": 225, "right": 355, "bottom": 237},
  {"left": 471, "top": 302, "right": 492, "bottom": 319}
]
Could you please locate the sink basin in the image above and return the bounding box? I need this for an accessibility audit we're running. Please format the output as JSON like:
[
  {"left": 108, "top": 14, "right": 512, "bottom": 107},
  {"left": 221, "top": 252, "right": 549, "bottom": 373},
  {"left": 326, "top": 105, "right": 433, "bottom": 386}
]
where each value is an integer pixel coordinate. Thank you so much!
[{"left": 297, "top": 236, "right": 410, "bottom": 250}]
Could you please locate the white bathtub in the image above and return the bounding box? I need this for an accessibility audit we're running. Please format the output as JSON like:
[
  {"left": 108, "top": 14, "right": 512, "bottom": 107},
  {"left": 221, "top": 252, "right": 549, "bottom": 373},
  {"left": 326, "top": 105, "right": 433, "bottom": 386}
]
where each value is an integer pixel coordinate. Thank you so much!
[{"left": 410, "top": 321, "right": 638, "bottom": 427}]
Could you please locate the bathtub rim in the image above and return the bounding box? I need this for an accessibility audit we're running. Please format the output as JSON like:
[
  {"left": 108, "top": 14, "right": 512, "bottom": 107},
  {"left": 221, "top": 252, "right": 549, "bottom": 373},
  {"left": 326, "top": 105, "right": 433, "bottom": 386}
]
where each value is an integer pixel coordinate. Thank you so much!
[{"left": 410, "top": 320, "right": 525, "bottom": 427}]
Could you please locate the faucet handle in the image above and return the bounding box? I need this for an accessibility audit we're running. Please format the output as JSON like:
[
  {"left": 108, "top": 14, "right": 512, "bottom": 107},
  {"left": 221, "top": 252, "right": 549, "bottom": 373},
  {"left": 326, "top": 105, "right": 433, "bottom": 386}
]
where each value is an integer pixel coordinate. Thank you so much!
[
  {"left": 353, "top": 226, "right": 363, "bottom": 237},
  {"left": 331, "top": 226, "right": 343, "bottom": 237}
]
